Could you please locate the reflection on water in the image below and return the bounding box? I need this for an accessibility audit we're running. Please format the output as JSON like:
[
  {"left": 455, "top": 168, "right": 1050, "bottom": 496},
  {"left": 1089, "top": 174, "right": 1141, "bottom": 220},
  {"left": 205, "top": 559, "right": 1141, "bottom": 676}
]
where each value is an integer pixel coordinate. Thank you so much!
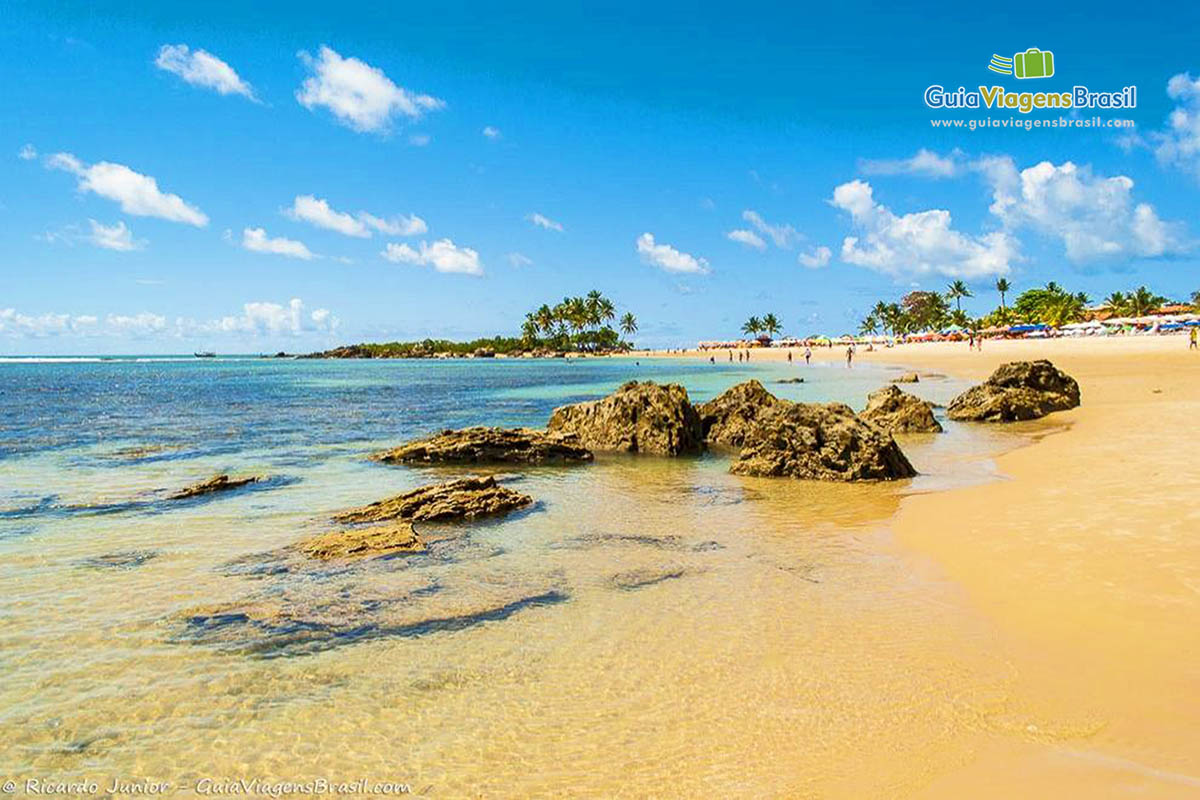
[{"left": 0, "top": 358, "right": 1071, "bottom": 796}]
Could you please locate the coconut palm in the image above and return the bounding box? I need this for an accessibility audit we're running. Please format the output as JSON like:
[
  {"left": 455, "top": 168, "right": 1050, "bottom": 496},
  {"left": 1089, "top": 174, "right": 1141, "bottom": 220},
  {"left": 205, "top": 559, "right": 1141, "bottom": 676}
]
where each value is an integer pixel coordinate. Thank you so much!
[
  {"left": 741, "top": 316, "right": 762, "bottom": 337},
  {"left": 1127, "top": 286, "right": 1167, "bottom": 317},
  {"left": 1104, "top": 291, "right": 1129, "bottom": 315},
  {"left": 761, "top": 313, "right": 782, "bottom": 339},
  {"left": 619, "top": 312, "right": 638, "bottom": 336},
  {"left": 858, "top": 316, "right": 879, "bottom": 336},
  {"left": 995, "top": 278, "right": 1011, "bottom": 312},
  {"left": 946, "top": 280, "right": 973, "bottom": 312}
]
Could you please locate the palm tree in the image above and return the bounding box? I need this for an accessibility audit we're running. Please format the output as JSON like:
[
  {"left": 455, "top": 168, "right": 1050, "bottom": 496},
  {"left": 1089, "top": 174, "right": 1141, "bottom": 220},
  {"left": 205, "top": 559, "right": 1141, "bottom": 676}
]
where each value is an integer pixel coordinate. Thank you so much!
[
  {"left": 1104, "top": 291, "right": 1129, "bottom": 315},
  {"left": 741, "top": 316, "right": 762, "bottom": 337},
  {"left": 619, "top": 312, "right": 638, "bottom": 336},
  {"left": 995, "top": 278, "right": 1011, "bottom": 313},
  {"left": 598, "top": 297, "right": 616, "bottom": 324},
  {"left": 946, "top": 280, "right": 972, "bottom": 312},
  {"left": 761, "top": 313, "right": 782, "bottom": 339},
  {"left": 859, "top": 316, "right": 879, "bottom": 336},
  {"left": 1127, "top": 286, "right": 1167, "bottom": 317}
]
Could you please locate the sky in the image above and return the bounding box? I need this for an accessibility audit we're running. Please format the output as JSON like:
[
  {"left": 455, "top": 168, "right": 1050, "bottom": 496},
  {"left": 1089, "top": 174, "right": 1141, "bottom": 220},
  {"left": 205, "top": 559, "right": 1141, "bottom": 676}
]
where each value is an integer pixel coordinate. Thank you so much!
[{"left": 3, "top": 0, "right": 1199, "bottom": 353}]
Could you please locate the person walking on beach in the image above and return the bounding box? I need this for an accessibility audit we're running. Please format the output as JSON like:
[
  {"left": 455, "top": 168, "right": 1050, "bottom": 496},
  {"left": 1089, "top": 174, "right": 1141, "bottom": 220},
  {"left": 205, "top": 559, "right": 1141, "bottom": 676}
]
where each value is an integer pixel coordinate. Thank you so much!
[
  {"left": 845, "top": 345, "right": 854, "bottom": 368},
  {"left": 787, "top": 350, "right": 793, "bottom": 363},
  {"left": 804, "top": 346, "right": 812, "bottom": 365},
  {"left": 728, "top": 350, "right": 733, "bottom": 362},
  {"left": 1191, "top": 327, "right": 1198, "bottom": 350}
]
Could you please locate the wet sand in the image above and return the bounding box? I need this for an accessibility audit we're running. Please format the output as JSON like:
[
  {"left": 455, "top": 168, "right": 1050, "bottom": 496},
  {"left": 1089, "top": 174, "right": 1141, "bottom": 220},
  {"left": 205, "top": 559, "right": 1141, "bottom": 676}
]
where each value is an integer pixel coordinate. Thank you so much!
[{"left": 645, "top": 336, "right": 1200, "bottom": 796}]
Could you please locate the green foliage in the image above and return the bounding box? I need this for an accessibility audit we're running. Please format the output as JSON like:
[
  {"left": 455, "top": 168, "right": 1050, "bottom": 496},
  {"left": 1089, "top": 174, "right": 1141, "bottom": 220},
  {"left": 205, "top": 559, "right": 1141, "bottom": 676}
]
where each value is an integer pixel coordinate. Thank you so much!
[
  {"left": 311, "top": 290, "right": 634, "bottom": 357},
  {"left": 521, "top": 291, "right": 630, "bottom": 351}
]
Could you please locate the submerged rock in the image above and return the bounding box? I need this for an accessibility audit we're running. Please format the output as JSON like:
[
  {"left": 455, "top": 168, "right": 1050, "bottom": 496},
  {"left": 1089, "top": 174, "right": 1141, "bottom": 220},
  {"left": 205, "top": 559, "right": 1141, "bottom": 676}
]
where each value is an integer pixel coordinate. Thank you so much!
[
  {"left": 860, "top": 385, "right": 943, "bottom": 434},
  {"left": 333, "top": 476, "right": 532, "bottom": 524},
  {"left": 299, "top": 522, "right": 423, "bottom": 560},
  {"left": 79, "top": 550, "right": 159, "bottom": 570},
  {"left": 891, "top": 372, "right": 919, "bottom": 384},
  {"left": 609, "top": 566, "right": 687, "bottom": 591},
  {"left": 373, "top": 427, "right": 593, "bottom": 465},
  {"left": 730, "top": 402, "right": 916, "bottom": 481},
  {"left": 697, "top": 380, "right": 786, "bottom": 448},
  {"left": 547, "top": 381, "right": 704, "bottom": 456},
  {"left": 776, "top": 377, "right": 805, "bottom": 384},
  {"left": 947, "top": 360, "right": 1081, "bottom": 422},
  {"left": 168, "top": 474, "right": 262, "bottom": 500}
]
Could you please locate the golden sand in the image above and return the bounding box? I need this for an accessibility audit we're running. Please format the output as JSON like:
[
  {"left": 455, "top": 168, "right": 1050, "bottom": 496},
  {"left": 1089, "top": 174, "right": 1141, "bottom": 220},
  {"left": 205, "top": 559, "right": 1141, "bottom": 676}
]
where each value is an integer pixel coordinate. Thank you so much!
[{"left": 647, "top": 335, "right": 1200, "bottom": 796}]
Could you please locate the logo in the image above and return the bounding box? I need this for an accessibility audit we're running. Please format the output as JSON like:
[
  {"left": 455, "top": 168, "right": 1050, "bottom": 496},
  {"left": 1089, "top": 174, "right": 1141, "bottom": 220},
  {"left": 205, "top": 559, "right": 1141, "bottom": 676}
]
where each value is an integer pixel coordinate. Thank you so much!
[{"left": 988, "top": 48, "right": 1055, "bottom": 79}]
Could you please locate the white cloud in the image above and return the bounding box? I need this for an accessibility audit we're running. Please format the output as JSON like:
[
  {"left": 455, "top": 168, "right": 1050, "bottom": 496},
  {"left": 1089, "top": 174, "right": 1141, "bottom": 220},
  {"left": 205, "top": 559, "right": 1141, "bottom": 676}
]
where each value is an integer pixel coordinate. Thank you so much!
[
  {"left": 106, "top": 311, "right": 167, "bottom": 335},
  {"left": 798, "top": 245, "right": 832, "bottom": 269},
  {"left": 47, "top": 153, "right": 208, "bottom": 226},
  {"left": 507, "top": 252, "right": 533, "bottom": 267},
  {"left": 636, "top": 232, "right": 709, "bottom": 274},
  {"left": 154, "top": 44, "right": 256, "bottom": 101},
  {"left": 285, "top": 195, "right": 368, "bottom": 237},
  {"left": 296, "top": 45, "right": 445, "bottom": 133},
  {"left": 408, "top": 133, "right": 431, "bottom": 147},
  {"left": 18, "top": 144, "right": 37, "bottom": 160},
  {"left": 201, "top": 298, "right": 338, "bottom": 336},
  {"left": 742, "top": 209, "right": 799, "bottom": 248},
  {"left": 859, "top": 148, "right": 962, "bottom": 178},
  {"left": 727, "top": 229, "right": 767, "bottom": 250},
  {"left": 1144, "top": 72, "right": 1200, "bottom": 180},
  {"left": 526, "top": 212, "right": 564, "bottom": 232},
  {"left": 482, "top": 126, "right": 502, "bottom": 139},
  {"left": 285, "top": 194, "right": 427, "bottom": 238},
  {"left": 831, "top": 179, "right": 1015, "bottom": 279},
  {"left": 1, "top": 300, "right": 337, "bottom": 341},
  {"left": 977, "top": 156, "right": 1185, "bottom": 262},
  {"left": 241, "top": 227, "right": 315, "bottom": 260},
  {"left": 88, "top": 220, "right": 143, "bottom": 251},
  {"left": 359, "top": 211, "right": 426, "bottom": 236},
  {"left": 381, "top": 238, "right": 482, "bottom": 275}
]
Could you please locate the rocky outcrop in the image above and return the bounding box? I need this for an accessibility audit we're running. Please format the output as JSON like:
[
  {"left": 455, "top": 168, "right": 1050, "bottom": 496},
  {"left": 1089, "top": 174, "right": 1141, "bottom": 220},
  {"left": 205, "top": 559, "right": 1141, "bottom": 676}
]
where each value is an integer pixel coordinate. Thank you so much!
[
  {"left": 333, "top": 476, "right": 532, "bottom": 524},
  {"left": 697, "top": 380, "right": 785, "bottom": 448},
  {"left": 168, "top": 474, "right": 261, "bottom": 500},
  {"left": 372, "top": 427, "right": 593, "bottom": 465},
  {"left": 729, "top": 402, "right": 916, "bottom": 481},
  {"left": 891, "top": 372, "right": 919, "bottom": 384},
  {"left": 776, "top": 377, "right": 805, "bottom": 384},
  {"left": 547, "top": 381, "right": 704, "bottom": 456},
  {"left": 947, "top": 360, "right": 1081, "bottom": 422},
  {"left": 860, "top": 385, "right": 943, "bottom": 434},
  {"left": 299, "top": 522, "right": 423, "bottom": 560}
]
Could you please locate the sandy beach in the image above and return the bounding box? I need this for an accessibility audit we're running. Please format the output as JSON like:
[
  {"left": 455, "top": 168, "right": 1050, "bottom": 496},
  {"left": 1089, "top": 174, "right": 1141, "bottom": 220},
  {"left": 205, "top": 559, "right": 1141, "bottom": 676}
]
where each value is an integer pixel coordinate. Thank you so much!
[{"left": 643, "top": 336, "right": 1200, "bottom": 796}]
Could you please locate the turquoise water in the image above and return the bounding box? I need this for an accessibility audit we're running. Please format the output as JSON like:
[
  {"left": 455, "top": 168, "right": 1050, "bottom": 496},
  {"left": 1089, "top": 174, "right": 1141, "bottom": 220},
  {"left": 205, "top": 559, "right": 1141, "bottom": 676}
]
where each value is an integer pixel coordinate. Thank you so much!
[{"left": 0, "top": 355, "right": 1027, "bottom": 795}]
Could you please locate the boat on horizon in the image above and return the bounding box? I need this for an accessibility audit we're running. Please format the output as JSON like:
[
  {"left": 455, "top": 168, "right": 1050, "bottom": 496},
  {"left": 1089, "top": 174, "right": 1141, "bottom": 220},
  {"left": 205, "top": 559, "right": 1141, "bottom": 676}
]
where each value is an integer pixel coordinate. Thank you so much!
[{"left": 193, "top": 351, "right": 216, "bottom": 358}]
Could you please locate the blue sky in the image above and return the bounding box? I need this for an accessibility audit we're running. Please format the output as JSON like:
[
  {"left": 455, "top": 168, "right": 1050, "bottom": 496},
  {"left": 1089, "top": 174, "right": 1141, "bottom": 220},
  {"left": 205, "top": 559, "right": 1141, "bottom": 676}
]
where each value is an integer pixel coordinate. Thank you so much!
[{"left": 3, "top": 0, "right": 1199, "bottom": 353}]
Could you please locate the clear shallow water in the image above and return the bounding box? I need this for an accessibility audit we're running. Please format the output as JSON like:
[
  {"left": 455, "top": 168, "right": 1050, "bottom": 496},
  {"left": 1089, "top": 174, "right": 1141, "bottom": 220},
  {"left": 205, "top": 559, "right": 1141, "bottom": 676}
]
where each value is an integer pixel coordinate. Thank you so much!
[{"left": 0, "top": 357, "right": 1038, "bottom": 797}]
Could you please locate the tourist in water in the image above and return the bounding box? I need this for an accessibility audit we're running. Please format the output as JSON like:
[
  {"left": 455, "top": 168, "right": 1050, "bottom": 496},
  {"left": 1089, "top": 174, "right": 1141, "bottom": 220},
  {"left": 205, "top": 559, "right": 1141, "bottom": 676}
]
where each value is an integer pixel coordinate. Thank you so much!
[
  {"left": 846, "top": 345, "right": 854, "bottom": 367},
  {"left": 804, "top": 346, "right": 812, "bottom": 365}
]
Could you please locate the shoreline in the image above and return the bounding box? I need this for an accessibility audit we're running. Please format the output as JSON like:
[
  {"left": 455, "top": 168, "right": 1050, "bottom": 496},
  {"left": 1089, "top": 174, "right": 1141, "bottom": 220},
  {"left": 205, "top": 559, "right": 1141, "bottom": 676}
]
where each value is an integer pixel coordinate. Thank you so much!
[{"left": 654, "top": 336, "right": 1200, "bottom": 795}]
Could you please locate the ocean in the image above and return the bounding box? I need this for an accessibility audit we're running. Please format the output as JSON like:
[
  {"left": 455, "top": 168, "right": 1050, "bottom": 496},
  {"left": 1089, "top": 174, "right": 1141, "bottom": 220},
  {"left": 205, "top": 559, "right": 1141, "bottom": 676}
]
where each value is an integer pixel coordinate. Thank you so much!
[{"left": 0, "top": 356, "right": 1030, "bottom": 796}]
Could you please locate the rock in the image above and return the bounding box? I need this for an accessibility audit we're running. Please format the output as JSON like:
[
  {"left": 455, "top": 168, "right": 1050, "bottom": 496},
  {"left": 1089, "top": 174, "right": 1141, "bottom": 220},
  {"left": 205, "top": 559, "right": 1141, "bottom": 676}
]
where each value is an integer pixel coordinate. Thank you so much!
[
  {"left": 168, "top": 474, "right": 261, "bottom": 500},
  {"left": 472, "top": 348, "right": 495, "bottom": 358},
  {"left": 373, "top": 427, "right": 593, "bottom": 465},
  {"left": 860, "top": 385, "right": 943, "bottom": 434},
  {"left": 333, "top": 476, "right": 532, "bottom": 524},
  {"left": 891, "top": 372, "right": 919, "bottom": 383},
  {"left": 947, "top": 360, "right": 1081, "bottom": 422},
  {"left": 775, "top": 377, "right": 805, "bottom": 384},
  {"left": 730, "top": 402, "right": 916, "bottom": 481},
  {"left": 696, "top": 380, "right": 785, "bottom": 448},
  {"left": 547, "top": 381, "right": 704, "bottom": 456},
  {"left": 299, "top": 522, "right": 424, "bottom": 560}
]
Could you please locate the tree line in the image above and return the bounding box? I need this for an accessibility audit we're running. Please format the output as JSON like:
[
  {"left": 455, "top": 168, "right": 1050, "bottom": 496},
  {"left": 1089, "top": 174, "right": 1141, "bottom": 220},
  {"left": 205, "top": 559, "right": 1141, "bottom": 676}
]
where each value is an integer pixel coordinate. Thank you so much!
[
  {"left": 520, "top": 290, "right": 637, "bottom": 352},
  {"left": 859, "top": 279, "right": 1186, "bottom": 336}
]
